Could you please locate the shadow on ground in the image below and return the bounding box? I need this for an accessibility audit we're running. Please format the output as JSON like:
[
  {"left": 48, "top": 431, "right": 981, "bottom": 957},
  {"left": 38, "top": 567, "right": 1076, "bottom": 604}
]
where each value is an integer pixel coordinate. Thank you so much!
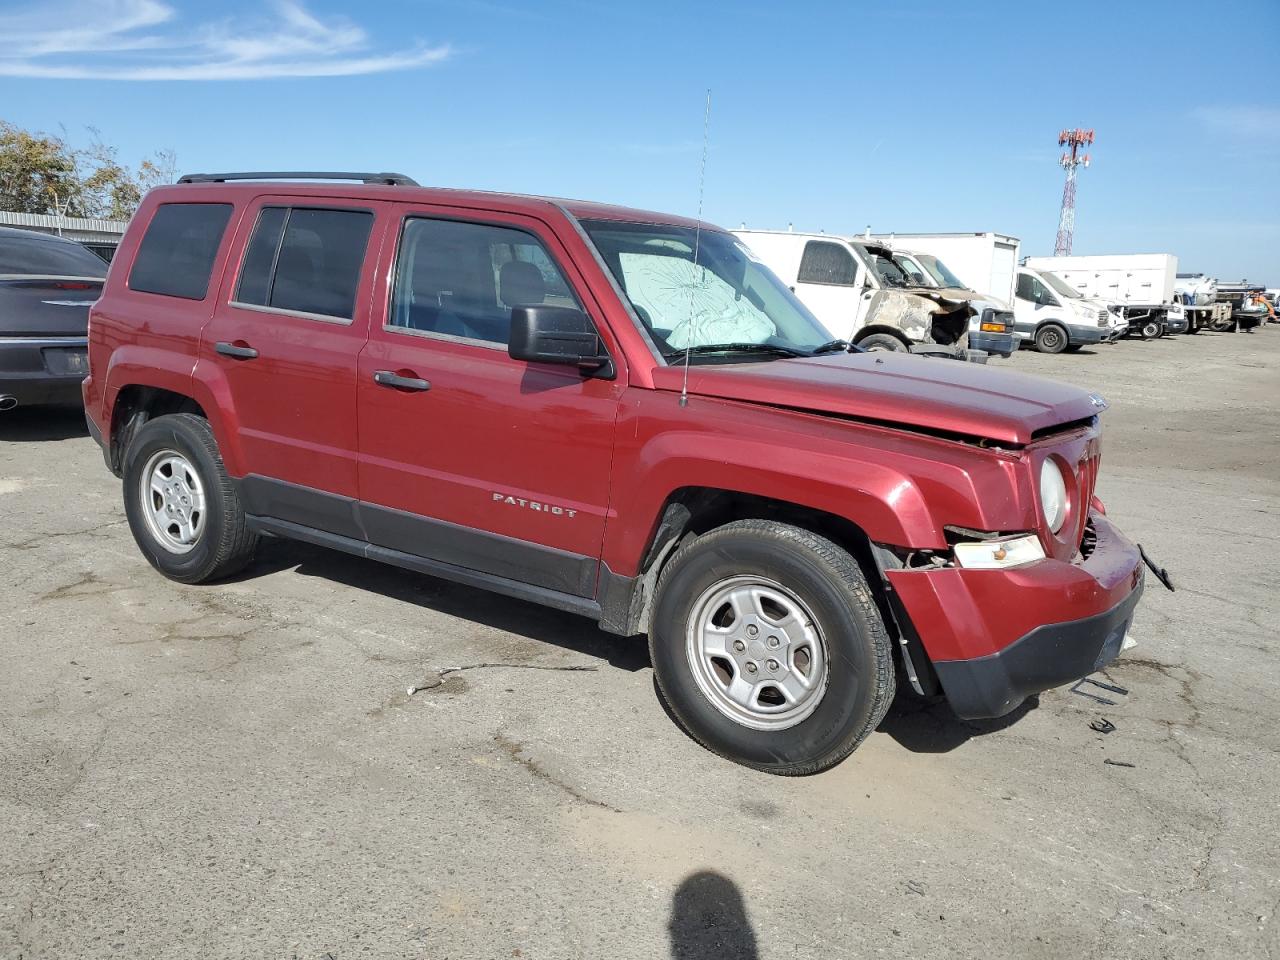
[
  {"left": 234, "top": 535, "right": 651, "bottom": 672},
  {"left": 0, "top": 405, "right": 88, "bottom": 442},
  {"left": 877, "top": 692, "right": 1039, "bottom": 753},
  {"left": 669, "top": 870, "right": 759, "bottom": 960}
]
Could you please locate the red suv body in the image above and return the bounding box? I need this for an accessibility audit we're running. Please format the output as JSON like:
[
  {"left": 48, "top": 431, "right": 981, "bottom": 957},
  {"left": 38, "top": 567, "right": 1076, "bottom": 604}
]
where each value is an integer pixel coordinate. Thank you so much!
[{"left": 84, "top": 173, "right": 1144, "bottom": 774}]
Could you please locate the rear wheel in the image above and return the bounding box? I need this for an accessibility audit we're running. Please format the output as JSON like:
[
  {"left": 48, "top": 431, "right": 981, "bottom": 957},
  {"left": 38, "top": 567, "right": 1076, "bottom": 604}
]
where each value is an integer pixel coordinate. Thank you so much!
[
  {"left": 1034, "top": 323, "right": 1069, "bottom": 354},
  {"left": 649, "top": 520, "right": 894, "bottom": 776},
  {"left": 122, "top": 413, "right": 258, "bottom": 583},
  {"left": 857, "top": 332, "right": 908, "bottom": 353}
]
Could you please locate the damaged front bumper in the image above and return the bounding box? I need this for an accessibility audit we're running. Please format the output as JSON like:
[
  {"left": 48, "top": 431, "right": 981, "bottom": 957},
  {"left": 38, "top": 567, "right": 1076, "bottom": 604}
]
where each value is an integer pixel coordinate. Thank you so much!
[{"left": 886, "top": 511, "right": 1144, "bottom": 719}]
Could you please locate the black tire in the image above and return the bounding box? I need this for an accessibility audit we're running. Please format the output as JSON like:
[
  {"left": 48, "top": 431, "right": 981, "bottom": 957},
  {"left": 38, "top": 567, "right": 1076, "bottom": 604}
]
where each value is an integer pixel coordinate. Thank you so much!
[
  {"left": 857, "top": 332, "right": 909, "bottom": 353},
  {"left": 1139, "top": 320, "right": 1161, "bottom": 340},
  {"left": 649, "top": 520, "right": 895, "bottom": 776},
  {"left": 1034, "top": 323, "right": 1069, "bottom": 354},
  {"left": 122, "top": 413, "right": 258, "bottom": 584}
]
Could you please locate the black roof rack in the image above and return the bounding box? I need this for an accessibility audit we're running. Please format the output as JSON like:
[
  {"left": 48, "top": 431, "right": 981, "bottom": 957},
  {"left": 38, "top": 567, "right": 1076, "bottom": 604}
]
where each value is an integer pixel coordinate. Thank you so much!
[{"left": 177, "top": 171, "right": 419, "bottom": 186}]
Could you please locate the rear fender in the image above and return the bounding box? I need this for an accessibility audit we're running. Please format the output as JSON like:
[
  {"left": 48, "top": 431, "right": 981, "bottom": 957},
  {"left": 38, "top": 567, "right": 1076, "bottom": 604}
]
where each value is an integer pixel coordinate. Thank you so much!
[{"left": 104, "top": 348, "right": 245, "bottom": 477}]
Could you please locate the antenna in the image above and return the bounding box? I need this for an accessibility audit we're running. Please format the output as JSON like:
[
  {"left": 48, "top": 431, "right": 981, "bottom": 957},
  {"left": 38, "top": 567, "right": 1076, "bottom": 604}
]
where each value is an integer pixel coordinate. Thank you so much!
[
  {"left": 1054, "top": 128, "right": 1094, "bottom": 255},
  {"left": 680, "top": 89, "right": 712, "bottom": 409}
]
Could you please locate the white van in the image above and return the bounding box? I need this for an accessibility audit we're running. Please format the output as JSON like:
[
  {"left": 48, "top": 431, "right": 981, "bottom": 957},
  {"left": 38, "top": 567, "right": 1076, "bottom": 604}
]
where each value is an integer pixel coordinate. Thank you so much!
[
  {"left": 1013, "top": 267, "right": 1125, "bottom": 353},
  {"left": 733, "top": 229, "right": 987, "bottom": 360}
]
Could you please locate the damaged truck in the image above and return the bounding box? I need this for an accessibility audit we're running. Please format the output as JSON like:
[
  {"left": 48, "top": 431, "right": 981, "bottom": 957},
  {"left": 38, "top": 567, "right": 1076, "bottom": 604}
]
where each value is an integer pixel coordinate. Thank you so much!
[{"left": 732, "top": 229, "right": 993, "bottom": 361}]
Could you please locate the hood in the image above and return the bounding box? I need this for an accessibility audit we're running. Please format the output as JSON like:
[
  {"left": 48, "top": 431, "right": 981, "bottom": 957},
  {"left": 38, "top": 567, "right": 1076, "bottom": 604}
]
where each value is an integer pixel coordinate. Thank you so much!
[
  {"left": 929, "top": 287, "right": 1013, "bottom": 313},
  {"left": 652, "top": 351, "right": 1102, "bottom": 446},
  {"left": 894, "top": 283, "right": 971, "bottom": 306}
]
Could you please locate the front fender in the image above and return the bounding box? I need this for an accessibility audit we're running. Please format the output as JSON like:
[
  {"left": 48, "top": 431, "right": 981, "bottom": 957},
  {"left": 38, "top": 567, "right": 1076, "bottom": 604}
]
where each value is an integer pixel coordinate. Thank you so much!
[{"left": 602, "top": 390, "right": 1023, "bottom": 576}]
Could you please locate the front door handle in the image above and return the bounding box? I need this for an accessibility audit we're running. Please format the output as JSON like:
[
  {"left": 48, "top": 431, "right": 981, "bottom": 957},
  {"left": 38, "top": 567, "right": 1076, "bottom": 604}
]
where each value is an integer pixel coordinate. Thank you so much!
[
  {"left": 373, "top": 370, "right": 431, "bottom": 392},
  {"left": 215, "top": 341, "right": 259, "bottom": 360}
]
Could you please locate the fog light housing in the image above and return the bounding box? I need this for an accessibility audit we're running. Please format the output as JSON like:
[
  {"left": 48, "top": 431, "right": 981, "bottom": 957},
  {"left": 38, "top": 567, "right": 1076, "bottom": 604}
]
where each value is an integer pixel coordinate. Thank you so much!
[{"left": 953, "top": 534, "right": 1046, "bottom": 569}]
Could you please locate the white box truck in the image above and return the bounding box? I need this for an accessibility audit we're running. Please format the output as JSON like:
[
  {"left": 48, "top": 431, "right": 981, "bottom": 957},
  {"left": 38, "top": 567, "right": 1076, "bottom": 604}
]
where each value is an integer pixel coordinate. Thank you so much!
[
  {"left": 869, "top": 232, "right": 1020, "bottom": 306},
  {"left": 1022, "top": 254, "right": 1187, "bottom": 339}
]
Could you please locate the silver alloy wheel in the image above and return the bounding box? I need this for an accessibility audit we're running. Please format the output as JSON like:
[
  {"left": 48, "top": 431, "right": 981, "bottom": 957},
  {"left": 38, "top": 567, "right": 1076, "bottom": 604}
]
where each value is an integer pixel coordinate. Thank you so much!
[
  {"left": 685, "top": 575, "right": 830, "bottom": 730},
  {"left": 138, "top": 449, "right": 207, "bottom": 554}
]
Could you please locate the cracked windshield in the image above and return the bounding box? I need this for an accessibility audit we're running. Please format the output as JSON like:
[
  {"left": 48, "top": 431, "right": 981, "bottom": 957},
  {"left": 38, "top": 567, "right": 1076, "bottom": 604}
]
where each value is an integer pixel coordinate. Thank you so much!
[{"left": 581, "top": 220, "right": 834, "bottom": 360}]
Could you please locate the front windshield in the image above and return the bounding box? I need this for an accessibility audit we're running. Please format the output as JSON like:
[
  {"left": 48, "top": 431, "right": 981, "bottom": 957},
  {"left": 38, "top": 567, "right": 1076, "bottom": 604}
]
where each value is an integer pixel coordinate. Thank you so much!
[
  {"left": 580, "top": 220, "right": 834, "bottom": 360},
  {"left": 1039, "top": 270, "right": 1081, "bottom": 299},
  {"left": 918, "top": 254, "right": 965, "bottom": 289}
]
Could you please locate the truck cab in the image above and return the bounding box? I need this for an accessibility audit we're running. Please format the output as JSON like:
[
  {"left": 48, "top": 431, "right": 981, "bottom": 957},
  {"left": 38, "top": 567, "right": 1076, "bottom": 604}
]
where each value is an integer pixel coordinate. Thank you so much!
[
  {"left": 732, "top": 230, "right": 982, "bottom": 360},
  {"left": 1013, "top": 267, "right": 1123, "bottom": 353}
]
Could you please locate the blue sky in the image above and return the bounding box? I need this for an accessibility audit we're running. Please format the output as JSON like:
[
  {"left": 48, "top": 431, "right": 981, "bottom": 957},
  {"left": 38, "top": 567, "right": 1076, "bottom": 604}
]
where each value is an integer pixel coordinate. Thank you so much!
[{"left": 2, "top": 0, "right": 1276, "bottom": 282}]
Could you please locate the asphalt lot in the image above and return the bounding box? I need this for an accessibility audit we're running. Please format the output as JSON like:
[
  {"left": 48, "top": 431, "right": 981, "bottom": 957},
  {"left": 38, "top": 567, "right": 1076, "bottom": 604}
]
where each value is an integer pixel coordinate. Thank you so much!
[{"left": 2, "top": 328, "right": 1278, "bottom": 960}]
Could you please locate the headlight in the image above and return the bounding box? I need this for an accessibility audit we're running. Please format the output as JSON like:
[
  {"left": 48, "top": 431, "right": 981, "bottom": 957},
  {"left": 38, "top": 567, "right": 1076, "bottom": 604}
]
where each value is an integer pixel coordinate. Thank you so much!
[
  {"left": 1039, "top": 458, "right": 1068, "bottom": 533},
  {"left": 953, "top": 534, "right": 1046, "bottom": 569}
]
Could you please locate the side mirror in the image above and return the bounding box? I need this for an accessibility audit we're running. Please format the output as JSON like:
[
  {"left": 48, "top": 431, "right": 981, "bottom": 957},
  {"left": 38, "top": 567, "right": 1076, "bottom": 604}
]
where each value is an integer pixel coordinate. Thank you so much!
[{"left": 508, "top": 305, "right": 613, "bottom": 376}]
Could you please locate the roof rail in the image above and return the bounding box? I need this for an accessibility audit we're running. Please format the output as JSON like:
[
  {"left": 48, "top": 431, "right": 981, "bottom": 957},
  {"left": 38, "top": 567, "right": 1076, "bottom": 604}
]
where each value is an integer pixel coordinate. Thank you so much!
[{"left": 177, "top": 171, "right": 419, "bottom": 186}]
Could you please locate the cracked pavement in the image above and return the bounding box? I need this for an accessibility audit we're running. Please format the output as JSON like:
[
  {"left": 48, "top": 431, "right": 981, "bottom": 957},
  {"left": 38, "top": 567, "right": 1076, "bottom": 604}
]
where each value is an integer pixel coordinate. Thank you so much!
[{"left": 1, "top": 331, "right": 1278, "bottom": 959}]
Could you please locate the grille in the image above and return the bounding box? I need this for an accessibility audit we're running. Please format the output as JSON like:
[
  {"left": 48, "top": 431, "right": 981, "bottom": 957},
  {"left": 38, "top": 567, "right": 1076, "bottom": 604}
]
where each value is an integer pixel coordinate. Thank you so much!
[
  {"left": 1096, "top": 310, "right": 1108, "bottom": 326},
  {"left": 1079, "top": 518, "right": 1098, "bottom": 561}
]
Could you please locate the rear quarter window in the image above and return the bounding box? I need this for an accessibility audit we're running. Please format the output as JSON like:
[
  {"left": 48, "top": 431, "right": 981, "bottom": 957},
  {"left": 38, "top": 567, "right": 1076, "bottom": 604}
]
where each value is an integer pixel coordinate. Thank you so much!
[
  {"left": 0, "top": 234, "right": 107, "bottom": 277},
  {"left": 128, "top": 203, "right": 233, "bottom": 300}
]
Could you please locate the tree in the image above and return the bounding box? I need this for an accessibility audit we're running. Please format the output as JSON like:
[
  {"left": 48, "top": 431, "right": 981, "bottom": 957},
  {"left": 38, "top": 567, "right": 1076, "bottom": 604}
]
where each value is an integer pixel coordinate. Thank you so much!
[
  {"left": 0, "top": 121, "right": 79, "bottom": 215},
  {"left": 0, "top": 119, "right": 176, "bottom": 220}
]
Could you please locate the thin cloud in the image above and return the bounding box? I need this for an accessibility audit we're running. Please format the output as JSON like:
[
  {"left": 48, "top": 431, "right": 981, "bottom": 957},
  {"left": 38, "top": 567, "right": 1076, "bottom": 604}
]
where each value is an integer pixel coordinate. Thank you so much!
[
  {"left": 1190, "top": 105, "right": 1280, "bottom": 141},
  {"left": 0, "top": 0, "right": 451, "bottom": 80}
]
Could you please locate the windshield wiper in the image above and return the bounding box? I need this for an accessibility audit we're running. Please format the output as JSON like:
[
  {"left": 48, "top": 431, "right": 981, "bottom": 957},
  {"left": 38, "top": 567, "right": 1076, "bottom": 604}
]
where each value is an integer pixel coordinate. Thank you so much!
[
  {"left": 662, "top": 343, "right": 810, "bottom": 360},
  {"left": 809, "top": 339, "right": 849, "bottom": 355}
]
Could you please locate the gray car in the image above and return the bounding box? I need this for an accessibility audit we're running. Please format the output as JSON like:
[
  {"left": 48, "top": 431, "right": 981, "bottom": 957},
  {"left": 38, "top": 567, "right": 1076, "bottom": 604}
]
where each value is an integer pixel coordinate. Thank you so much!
[{"left": 0, "top": 227, "right": 107, "bottom": 410}]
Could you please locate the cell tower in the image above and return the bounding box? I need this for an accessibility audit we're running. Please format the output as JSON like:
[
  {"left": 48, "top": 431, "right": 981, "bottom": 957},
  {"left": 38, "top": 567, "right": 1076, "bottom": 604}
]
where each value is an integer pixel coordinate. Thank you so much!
[{"left": 1054, "top": 128, "right": 1094, "bottom": 256}]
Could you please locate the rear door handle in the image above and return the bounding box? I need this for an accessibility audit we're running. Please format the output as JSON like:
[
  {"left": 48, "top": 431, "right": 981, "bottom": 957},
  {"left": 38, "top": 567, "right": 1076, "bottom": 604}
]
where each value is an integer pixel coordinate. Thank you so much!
[
  {"left": 215, "top": 341, "right": 259, "bottom": 360},
  {"left": 373, "top": 370, "right": 431, "bottom": 392}
]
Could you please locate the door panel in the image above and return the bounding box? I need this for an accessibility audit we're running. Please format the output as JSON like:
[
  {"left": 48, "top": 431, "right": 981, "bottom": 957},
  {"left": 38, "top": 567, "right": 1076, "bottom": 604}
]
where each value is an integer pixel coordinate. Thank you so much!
[
  {"left": 356, "top": 206, "right": 622, "bottom": 596},
  {"left": 199, "top": 197, "right": 388, "bottom": 512},
  {"left": 791, "top": 240, "right": 866, "bottom": 340}
]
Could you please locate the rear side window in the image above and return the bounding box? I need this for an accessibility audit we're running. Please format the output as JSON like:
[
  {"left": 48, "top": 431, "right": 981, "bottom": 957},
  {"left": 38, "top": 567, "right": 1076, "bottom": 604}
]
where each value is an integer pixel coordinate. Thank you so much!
[
  {"left": 797, "top": 240, "right": 857, "bottom": 285},
  {"left": 234, "top": 206, "right": 373, "bottom": 321},
  {"left": 128, "top": 203, "right": 233, "bottom": 300},
  {"left": 0, "top": 234, "right": 107, "bottom": 277}
]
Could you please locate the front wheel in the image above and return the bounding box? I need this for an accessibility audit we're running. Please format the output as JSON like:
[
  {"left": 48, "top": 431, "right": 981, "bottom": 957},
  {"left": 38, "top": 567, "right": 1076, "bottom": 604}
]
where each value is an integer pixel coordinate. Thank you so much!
[
  {"left": 649, "top": 520, "right": 895, "bottom": 776},
  {"left": 122, "top": 413, "right": 258, "bottom": 583},
  {"left": 1034, "top": 323, "right": 1069, "bottom": 354},
  {"left": 1139, "top": 319, "right": 1162, "bottom": 340}
]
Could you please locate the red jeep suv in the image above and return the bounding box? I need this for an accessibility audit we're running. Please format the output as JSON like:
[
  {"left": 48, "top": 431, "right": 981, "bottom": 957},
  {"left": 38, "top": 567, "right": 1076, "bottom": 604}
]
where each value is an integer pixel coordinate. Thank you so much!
[{"left": 84, "top": 172, "right": 1145, "bottom": 775}]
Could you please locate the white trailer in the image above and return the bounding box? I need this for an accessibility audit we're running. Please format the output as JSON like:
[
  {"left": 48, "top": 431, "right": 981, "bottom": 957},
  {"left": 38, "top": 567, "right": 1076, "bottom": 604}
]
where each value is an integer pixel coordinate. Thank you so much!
[
  {"left": 1023, "top": 253, "right": 1189, "bottom": 338},
  {"left": 869, "top": 232, "right": 1020, "bottom": 307}
]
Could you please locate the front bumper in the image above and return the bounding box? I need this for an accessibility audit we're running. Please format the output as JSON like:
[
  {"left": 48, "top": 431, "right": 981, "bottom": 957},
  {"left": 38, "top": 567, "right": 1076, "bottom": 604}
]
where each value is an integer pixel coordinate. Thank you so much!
[
  {"left": 887, "top": 511, "right": 1144, "bottom": 719},
  {"left": 1070, "top": 325, "right": 1108, "bottom": 345},
  {"left": 969, "top": 330, "right": 1016, "bottom": 357},
  {"left": 0, "top": 337, "right": 89, "bottom": 408}
]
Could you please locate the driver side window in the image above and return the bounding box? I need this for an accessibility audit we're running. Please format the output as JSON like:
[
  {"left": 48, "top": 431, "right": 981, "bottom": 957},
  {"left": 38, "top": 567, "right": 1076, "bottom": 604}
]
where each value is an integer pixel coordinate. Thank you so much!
[{"left": 388, "top": 217, "right": 581, "bottom": 346}]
